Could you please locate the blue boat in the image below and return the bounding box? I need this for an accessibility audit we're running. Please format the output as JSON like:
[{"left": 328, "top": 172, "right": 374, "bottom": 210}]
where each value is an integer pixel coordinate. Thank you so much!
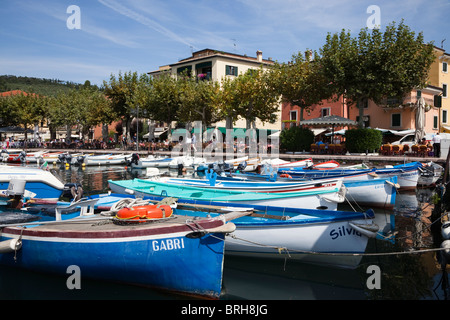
[
  {"left": 0, "top": 193, "right": 242, "bottom": 299},
  {"left": 90, "top": 193, "right": 379, "bottom": 269},
  {"left": 0, "top": 165, "right": 65, "bottom": 200},
  {"left": 268, "top": 161, "right": 422, "bottom": 190}
]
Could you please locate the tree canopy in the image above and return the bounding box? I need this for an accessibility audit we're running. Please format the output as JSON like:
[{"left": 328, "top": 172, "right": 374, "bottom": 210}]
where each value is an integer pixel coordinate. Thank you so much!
[{"left": 319, "top": 20, "right": 435, "bottom": 127}]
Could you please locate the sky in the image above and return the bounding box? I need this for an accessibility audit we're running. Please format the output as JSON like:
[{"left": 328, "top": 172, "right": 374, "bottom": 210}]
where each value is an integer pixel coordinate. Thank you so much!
[{"left": 1, "top": 0, "right": 450, "bottom": 86}]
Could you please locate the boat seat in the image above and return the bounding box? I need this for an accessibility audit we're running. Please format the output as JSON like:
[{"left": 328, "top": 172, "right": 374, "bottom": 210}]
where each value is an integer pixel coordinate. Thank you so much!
[{"left": 55, "top": 198, "right": 98, "bottom": 221}]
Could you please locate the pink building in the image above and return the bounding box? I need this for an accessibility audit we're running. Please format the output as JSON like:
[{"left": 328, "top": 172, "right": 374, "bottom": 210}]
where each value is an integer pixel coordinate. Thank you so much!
[{"left": 282, "top": 86, "right": 442, "bottom": 137}]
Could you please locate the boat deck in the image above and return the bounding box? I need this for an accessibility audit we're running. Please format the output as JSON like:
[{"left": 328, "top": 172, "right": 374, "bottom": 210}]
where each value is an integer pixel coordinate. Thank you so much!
[{"left": 3, "top": 214, "right": 228, "bottom": 239}]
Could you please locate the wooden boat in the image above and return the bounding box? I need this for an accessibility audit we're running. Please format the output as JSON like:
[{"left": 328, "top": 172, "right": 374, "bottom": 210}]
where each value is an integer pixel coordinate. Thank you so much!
[
  {"left": 279, "top": 162, "right": 422, "bottom": 190},
  {"left": 108, "top": 177, "right": 346, "bottom": 211},
  {"left": 0, "top": 166, "right": 65, "bottom": 200},
  {"left": 89, "top": 193, "right": 378, "bottom": 269},
  {"left": 0, "top": 150, "right": 46, "bottom": 163},
  {"left": 0, "top": 196, "right": 243, "bottom": 299},
  {"left": 84, "top": 153, "right": 132, "bottom": 166},
  {"left": 160, "top": 174, "right": 398, "bottom": 209}
]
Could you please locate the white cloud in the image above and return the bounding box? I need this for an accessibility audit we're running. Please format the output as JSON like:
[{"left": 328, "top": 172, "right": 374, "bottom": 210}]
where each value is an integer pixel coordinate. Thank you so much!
[{"left": 98, "top": 0, "right": 196, "bottom": 48}]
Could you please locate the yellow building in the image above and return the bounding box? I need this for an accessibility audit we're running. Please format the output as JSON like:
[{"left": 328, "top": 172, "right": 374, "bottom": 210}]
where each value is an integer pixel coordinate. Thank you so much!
[
  {"left": 148, "top": 48, "right": 281, "bottom": 131},
  {"left": 428, "top": 47, "right": 450, "bottom": 132}
]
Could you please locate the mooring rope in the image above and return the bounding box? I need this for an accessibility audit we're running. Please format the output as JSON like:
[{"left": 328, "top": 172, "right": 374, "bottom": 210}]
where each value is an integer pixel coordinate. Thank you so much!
[{"left": 226, "top": 233, "right": 448, "bottom": 257}]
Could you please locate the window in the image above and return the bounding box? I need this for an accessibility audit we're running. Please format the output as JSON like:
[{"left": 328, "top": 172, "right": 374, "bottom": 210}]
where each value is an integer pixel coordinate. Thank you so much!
[
  {"left": 434, "top": 116, "right": 439, "bottom": 129},
  {"left": 443, "top": 62, "right": 448, "bottom": 73},
  {"left": 290, "top": 110, "right": 297, "bottom": 121},
  {"left": 391, "top": 113, "right": 401, "bottom": 127},
  {"left": 320, "top": 108, "right": 330, "bottom": 117},
  {"left": 443, "top": 110, "right": 448, "bottom": 124},
  {"left": 225, "top": 65, "right": 238, "bottom": 76},
  {"left": 443, "top": 84, "right": 447, "bottom": 98},
  {"left": 177, "top": 65, "right": 192, "bottom": 77},
  {"left": 358, "top": 99, "right": 369, "bottom": 109}
]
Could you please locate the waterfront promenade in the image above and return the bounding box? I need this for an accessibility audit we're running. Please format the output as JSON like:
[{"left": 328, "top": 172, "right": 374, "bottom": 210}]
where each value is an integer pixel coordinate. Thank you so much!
[{"left": 31, "top": 147, "right": 448, "bottom": 166}]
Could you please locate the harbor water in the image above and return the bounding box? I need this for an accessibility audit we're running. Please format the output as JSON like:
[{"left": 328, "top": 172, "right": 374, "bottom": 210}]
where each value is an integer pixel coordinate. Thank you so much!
[{"left": 0, "top": 162, "right": 449, "bottom": 300}]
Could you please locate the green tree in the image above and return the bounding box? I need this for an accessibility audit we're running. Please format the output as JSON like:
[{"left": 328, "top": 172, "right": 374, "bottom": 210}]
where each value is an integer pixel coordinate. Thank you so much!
[
  {"left": 270, "top": 50, "right": 333, "bottom": 122},
  {"left": 7, "top": 92, "right": 46, "bottom": 146},
  {"left": 319, "top": 20, "right": 435, "bottom": 127},
  {"left": 144, "top": 74, "right": 180, "bottom": 140},
  {"left": 102, "top": 71, "right": 151, "bottom": 142},
  {"left": 177, "top": 76, "right": 222, "bottom": 128},
  {"left": 219, "top": 67, "right": 279, "bottom": 130}
]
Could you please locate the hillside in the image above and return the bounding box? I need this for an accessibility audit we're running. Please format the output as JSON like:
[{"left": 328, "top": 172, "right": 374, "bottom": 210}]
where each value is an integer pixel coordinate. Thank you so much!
[{"left": 0, "top": 75, "right": 93, "bottom": 96}]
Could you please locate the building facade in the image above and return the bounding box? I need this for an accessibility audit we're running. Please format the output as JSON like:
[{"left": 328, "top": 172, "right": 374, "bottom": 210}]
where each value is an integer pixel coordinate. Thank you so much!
[
  {"left": 149, "top": 48, "right": 281, "bottom": 131},
  {"left": 282, "top": 47, "right": 445, "bottom": 139}
]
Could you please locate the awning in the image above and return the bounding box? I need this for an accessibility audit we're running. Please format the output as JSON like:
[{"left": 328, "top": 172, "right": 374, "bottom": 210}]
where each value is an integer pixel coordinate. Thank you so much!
[{"left": 0, "top": 126, "right": 34, "bottom": 133}]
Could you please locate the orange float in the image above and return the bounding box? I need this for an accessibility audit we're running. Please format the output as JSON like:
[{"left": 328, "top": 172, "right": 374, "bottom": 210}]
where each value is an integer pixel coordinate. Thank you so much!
[
  {"left": 279, "top": 173, "right": 292, "bottom": 179},
  {"left": 116, "top": 205, "right": 173, "bottom": 222}
]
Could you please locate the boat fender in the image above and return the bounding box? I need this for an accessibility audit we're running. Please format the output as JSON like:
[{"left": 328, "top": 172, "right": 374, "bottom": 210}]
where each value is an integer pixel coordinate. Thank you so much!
[
  {"left": 279, "top": 174, "right": 292, "bottom": 179},
  {"left": 385, "top": 180, "right": 401, "bottom": 189},
  {"left": 0, "top": 238, "right": 22, "bottom": 254},
  {"left": 442, "top": 222, "right": 450, "bottom": 240},
  {"left": 116, "top": 204, "right": 173, "bottom": 222},
  {"left": 349, "top": 222, "right": 379, "bottom": 238},
  {"left": 440, "top": 240, "right": 450, "bottom": 265},
  {"left": 186, "top": 222, "right": 236, "bottom": 239}
]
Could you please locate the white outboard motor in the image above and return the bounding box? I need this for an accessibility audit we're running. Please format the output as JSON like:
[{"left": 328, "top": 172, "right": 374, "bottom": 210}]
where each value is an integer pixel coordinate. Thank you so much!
[{"left": 6, "top": 179, "right": 26, "bottom": 197}]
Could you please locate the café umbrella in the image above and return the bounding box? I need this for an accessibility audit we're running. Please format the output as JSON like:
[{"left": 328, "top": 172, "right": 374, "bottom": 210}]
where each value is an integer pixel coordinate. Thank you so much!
[{"left": 299, "top": 115, "right": 357, "bottom": 141}]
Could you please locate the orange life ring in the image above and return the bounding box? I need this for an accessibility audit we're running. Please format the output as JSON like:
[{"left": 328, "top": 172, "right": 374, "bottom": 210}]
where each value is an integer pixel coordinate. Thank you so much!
[
  {"left": 116, "top": 205, "right": 173, "bottom": 222},
  {"left": 279, "top": 173, "right": 292, "bottom": 179}
]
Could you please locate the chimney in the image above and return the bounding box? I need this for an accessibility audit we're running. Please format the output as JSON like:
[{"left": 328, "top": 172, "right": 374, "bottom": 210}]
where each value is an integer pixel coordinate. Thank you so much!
[{"left": 256, "top": 50, "right": 262, "bottom": 62}]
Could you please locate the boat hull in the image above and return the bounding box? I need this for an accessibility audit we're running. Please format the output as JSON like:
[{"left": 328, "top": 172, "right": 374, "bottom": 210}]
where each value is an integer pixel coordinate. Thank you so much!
[
  {"left": 0, "top": 216, "right": 228, "bottom": 298},
  {"left": 224, "top": 218, "right": 371, "bottom": 268},
  {"left": 0, "top": 166, "right": 64, "bottom": 200},
  {"left": 108, "top": 178, "right": 346, "bottom": 211}
]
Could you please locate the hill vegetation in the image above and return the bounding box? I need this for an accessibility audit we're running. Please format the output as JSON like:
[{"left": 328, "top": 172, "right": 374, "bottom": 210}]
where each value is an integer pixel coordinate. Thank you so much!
[{"left": 0, "top": 75, "right": 94, "bottom": 96}]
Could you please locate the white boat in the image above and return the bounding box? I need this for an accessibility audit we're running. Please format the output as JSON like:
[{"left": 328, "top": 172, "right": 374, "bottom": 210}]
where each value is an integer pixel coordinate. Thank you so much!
[
  {"left": 126, "top": 154, "right": 172, "bottom": 168},
  {"left": 260, "top": 157, "right": 313, "bottom": 168},
  {"left": 0, "top": 165, "right": 65, "bottom": 200},
  {"left": 161, "top": 174, "right": 398, "bottom": 209},
  {"left": 168, "top": 198, "right": 378, "bottom": 269},
  {"left": 196, "top": 156, "right": 260, "bottom": 173},
  {"left": 168, "top": 156, "right": 206, "bottom": 170},
  {"left": 84, "top": 153, "right": 132, "bottom": 166},
  {"left": 41, "top": 151, "right": 64, "bottom": 162},
  {"left": 418, "top": 162, "right": 443, "bottom": 186}
]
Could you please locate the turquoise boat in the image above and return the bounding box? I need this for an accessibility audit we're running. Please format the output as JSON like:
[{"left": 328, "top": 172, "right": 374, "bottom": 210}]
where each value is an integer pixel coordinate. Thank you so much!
[{"left": 108, "top": 178, "right": 346, "bottom": 211}]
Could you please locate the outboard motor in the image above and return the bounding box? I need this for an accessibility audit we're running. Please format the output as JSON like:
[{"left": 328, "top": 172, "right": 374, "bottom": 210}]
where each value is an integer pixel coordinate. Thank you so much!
[
  {"left": 57, "top": 153, "right": 66, "bottom": 164},
  {"left": 75, "top": 155, "right": 85, "bottom": 165},
  {"left": 236, "top": 161, "right": 247, "bottom": 172},
  {"left": 126, "top": 153, "right": 140, "bottom": 166},
  {"left": 19, "top": 151, "right": 27, "bottom": 163},
  {"left": 62, "top": 182, "right": 83, "bottom": 199},
  {"left": 64, "top": 153, "right": 73, "bottom": 165},
  {"left": 5, "top": 179, "right": 26, "bottom": 209}
]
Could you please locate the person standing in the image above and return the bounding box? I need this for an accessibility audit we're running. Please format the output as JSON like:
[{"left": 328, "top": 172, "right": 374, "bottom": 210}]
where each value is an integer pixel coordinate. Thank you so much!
[{"left": 432, "top": 133, "right": 441, "bottom": 158}]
